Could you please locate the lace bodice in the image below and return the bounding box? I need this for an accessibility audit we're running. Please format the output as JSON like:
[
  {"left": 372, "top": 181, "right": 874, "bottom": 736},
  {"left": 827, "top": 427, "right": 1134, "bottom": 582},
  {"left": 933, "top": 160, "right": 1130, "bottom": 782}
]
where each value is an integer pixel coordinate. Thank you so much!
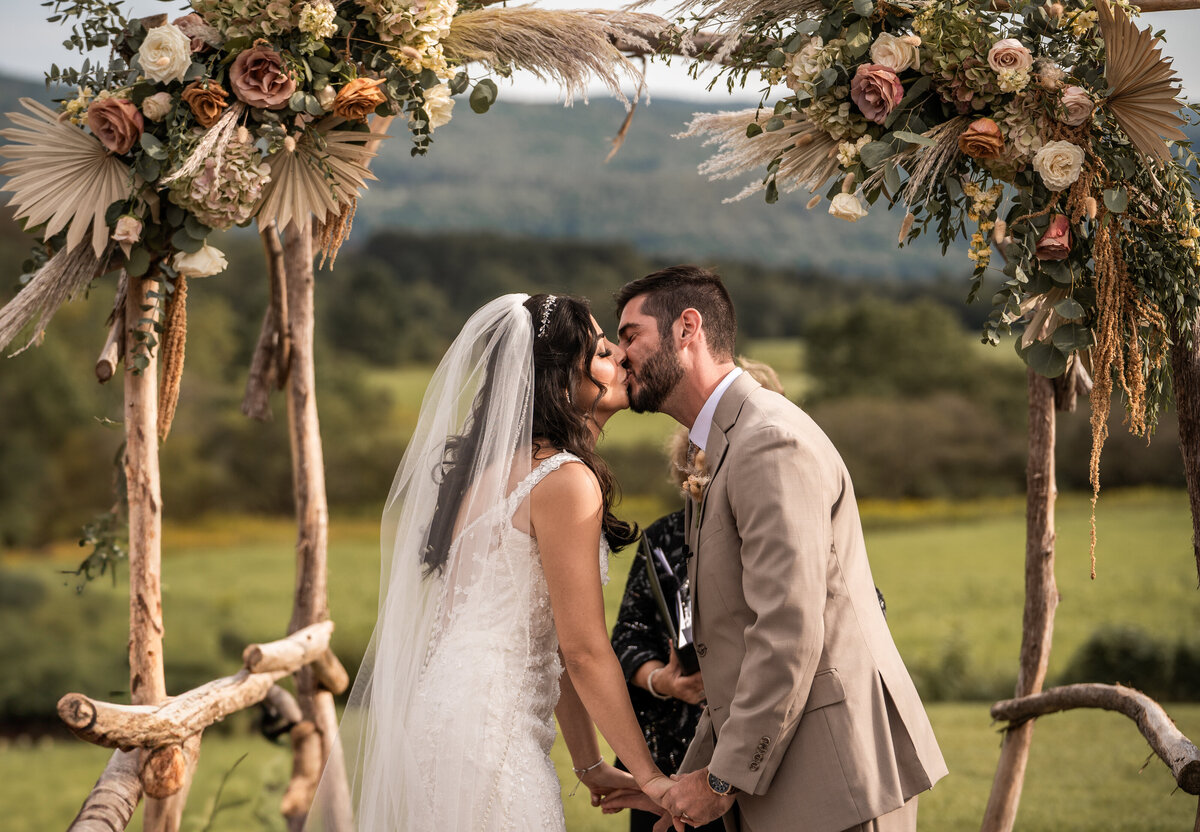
[{"left": 405, "top": 451, "right": 609, "bottom": 831}]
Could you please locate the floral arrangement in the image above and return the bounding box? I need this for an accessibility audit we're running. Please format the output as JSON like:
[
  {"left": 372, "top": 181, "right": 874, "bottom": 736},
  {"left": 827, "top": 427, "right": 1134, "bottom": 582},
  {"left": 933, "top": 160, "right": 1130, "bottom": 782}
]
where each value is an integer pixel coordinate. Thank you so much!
[
  {"left": 676, "top": 0, "right": 1200, "bottom": 534},
  {"left": 0, "top": 0, "right": 660, "bottom": 371}
]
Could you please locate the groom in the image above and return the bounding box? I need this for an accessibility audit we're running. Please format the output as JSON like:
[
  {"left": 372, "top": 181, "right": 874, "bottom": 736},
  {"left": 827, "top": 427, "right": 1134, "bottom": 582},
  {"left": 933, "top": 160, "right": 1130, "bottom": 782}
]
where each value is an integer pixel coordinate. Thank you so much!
[{"left": 615, "top": 266, "right": 947, "bottom": 832}]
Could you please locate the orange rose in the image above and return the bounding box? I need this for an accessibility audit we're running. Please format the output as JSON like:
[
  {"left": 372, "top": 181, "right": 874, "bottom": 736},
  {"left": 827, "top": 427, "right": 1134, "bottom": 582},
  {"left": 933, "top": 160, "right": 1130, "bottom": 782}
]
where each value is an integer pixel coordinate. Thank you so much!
[
  {"left": 958, "top": 117, "right": 1005, "bottom": 160},
  {"left": 181, "top": 81, "right": 229, "bottom": 128},
  {"left": 333, "top": 77, "right": 387, "bottom": 122}
]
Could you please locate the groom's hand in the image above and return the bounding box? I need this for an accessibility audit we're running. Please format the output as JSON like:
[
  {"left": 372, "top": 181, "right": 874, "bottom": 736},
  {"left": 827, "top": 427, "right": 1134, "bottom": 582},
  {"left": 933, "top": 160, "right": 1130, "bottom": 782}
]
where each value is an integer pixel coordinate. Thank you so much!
[{"left": 660, "top": 768, "right": 735, "bottom": 827}]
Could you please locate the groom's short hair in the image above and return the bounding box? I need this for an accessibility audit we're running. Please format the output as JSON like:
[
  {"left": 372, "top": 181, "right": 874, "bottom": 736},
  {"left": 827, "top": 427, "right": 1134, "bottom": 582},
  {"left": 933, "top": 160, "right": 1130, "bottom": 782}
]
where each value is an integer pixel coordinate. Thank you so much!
[{"left": 615, "top": 265, "right": 736, "bottom": 360}]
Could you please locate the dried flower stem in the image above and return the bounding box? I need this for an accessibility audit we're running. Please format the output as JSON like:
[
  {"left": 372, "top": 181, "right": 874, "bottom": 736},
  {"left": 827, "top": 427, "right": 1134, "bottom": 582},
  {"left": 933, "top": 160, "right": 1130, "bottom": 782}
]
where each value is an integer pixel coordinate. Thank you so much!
[{"left": 157, "top": 275, "right": 188, "bottom": 442}]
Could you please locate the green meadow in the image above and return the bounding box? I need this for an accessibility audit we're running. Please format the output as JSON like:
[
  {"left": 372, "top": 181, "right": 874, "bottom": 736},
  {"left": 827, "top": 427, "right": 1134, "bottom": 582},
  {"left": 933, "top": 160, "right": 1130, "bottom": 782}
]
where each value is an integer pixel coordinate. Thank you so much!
[{"left": 4, "top": 489, "right": 1199, "bottom": 830}]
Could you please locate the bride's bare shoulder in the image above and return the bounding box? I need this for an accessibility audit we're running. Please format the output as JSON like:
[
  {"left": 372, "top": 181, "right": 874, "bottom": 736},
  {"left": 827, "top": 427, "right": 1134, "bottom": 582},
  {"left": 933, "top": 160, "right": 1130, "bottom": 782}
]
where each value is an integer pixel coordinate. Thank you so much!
[{"left": 530, "top": 458, "right": 602, "bottom": 517}]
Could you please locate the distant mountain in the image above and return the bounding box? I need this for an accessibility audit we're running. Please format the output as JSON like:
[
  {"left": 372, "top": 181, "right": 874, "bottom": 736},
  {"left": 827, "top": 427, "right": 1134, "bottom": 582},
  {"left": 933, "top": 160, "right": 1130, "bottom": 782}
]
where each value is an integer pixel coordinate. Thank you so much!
[{"left": 360, "top": 96, "right": 961, "bottom": 279}]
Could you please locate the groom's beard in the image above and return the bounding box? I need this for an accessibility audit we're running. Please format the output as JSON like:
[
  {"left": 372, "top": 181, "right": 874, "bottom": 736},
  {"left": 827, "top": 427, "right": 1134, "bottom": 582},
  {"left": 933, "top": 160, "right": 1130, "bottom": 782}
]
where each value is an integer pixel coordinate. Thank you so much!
[{"left": 628, "top": 340, "right": 684, "bottom": 414}]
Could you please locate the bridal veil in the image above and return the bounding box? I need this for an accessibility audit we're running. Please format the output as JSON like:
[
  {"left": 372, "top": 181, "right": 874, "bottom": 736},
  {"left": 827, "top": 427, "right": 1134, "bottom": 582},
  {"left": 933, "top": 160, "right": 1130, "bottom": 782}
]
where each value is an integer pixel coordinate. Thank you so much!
[{"left": 308, "top": 293, "right": 537, "bottom": 830}]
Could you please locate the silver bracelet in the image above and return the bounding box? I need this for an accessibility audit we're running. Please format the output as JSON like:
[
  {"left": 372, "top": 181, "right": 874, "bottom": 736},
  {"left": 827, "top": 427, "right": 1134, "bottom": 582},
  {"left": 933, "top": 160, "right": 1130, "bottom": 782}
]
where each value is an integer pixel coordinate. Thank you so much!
[
  {"left": 569, "top": 758, "right": 605, "bottom": 797},
  {"left": 646, "top": 666, "right": 670, "bottom": 700}
]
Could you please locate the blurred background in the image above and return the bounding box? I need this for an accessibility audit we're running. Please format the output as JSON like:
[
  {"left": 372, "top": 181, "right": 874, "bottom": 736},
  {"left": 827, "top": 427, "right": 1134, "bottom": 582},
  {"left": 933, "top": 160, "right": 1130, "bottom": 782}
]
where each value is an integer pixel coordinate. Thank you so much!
[{"left": 4, "top": 5, "right": 1200, "bottom": 828}]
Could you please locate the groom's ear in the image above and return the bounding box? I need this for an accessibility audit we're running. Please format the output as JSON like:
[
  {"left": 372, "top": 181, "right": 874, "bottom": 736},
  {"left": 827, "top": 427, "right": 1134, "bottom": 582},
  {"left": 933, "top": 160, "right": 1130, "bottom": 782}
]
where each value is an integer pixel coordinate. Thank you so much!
[{"left": 677, "top": 308, "right": 703, "bottom": 347}]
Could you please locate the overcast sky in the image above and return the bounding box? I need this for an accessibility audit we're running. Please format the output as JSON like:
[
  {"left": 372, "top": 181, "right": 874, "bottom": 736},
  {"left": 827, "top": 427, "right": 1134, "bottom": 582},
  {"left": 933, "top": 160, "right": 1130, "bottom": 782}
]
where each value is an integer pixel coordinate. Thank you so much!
[{"left": 2, "top": 2, "right": 1200, "bottom": 103}]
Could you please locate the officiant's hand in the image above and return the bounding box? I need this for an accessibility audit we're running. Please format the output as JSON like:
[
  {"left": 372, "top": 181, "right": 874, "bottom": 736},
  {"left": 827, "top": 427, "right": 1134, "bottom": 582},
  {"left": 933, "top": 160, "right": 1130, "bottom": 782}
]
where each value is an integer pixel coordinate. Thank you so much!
[{"left": 653, "top": 646, "right": 706, "bottom": 705}]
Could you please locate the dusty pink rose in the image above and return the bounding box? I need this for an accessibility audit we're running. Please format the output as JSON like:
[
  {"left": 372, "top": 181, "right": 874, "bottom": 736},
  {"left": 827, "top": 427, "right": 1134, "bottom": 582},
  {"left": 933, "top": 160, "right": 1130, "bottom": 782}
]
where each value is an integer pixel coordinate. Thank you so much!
[
  {"left": 1036, "top": 215, "right": 1071, "bottom": 261},
  {"left": 850, "top": 63, "right": 904, "bottom": 125},
  {"left": 173, "top": 13, "right": 221, "bottom": 52},
  {"left": 86, "top": 96, "right": 144, "bottom": 155},
  {"left": 1059, "top": 85, "right": 1094, "bottom": 127},
  {"left": 230, "top": 44, "right": 296, "bottom": 110},
  {"left": 988, "top": 38, "right": 1033, "bottom": 74}
]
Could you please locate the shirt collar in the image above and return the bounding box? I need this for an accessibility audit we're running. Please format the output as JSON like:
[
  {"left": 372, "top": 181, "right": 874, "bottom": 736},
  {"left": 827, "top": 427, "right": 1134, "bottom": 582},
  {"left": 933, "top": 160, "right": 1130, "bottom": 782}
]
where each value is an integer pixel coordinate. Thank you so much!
[{"left": 689, "top": 367, "right": 743, "bottom": 452}]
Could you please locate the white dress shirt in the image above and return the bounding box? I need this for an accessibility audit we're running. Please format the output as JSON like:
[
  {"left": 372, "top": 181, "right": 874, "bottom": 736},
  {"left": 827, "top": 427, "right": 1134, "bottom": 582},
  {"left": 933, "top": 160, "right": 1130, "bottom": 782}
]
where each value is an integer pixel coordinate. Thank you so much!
[{"left": 688, "top": 367, "right": 743, "bottom": 452}]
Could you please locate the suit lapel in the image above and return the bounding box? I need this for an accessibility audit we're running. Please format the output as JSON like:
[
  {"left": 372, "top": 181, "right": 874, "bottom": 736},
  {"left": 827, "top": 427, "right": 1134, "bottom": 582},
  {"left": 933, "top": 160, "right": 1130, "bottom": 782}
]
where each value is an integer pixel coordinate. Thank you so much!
[{"left": 690, "top": 372, "right": 760, "bottom": 616}]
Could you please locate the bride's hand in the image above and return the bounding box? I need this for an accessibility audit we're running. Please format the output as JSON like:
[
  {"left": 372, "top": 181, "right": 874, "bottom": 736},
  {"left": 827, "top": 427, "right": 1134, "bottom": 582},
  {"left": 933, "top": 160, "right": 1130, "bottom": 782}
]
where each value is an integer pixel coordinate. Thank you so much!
[
  {"left": 638, "top": 773, "right": 676, "bottom": 806},
  {"left": 581, "top": 761, "right": 638, "bottom": 805}
]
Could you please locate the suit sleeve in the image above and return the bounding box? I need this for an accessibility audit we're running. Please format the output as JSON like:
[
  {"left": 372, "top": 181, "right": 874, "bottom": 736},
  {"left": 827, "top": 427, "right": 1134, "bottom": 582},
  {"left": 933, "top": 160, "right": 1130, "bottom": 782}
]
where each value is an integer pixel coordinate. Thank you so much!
[{"left": 708, "top": 424, "right": 835, "bottom": 795}]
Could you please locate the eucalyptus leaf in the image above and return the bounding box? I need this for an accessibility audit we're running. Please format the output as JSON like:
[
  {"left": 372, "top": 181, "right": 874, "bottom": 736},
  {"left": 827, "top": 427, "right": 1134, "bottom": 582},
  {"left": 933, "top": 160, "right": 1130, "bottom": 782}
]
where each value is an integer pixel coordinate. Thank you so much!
[
  {"left": 764, "top": 117, "right": 785, "bottom": 132},
  {"left": 746, "top": 122, "right": 764, "bottom": 138},
  {"left": 139, "top": 133, "right": 167, "bottom": 159},
  {"left": 859, "top": 140, "right": 894, "bottom": 170},
  {"left": 765, "top": 179, "right": 779, "bottom": 204},
  {"left": 1052, "top": 323, "right": 1094, "bottom": 352},
  {"left": 184, "top": 214, "right": 211, "bottom": 240},
  {"left": 852, "top": 0, "right": 874, "bottom": 16},
  {"left": 883, "top": 162, "right": 900, "bottom": 194},
  {"left": 1054, "top": 297, "right": 1086, "bottom": 319},
  {"left": 1103, "top": 187, "right": 1128, "bottom": 214},
  {"left": 766, "top": 49, "right": 786, "bottom": 68},
  {"left": 171, "top": 228, "right": 204, "bottom": 254},
  {"left": 1023, "top": 341, "right": 1068, "bottom": 377},
  {"left": 470, "top": 79, "right": 498, "bottom": 114},
  {"left": 125, "top": 246, "right": 151, "bottom": 278}
]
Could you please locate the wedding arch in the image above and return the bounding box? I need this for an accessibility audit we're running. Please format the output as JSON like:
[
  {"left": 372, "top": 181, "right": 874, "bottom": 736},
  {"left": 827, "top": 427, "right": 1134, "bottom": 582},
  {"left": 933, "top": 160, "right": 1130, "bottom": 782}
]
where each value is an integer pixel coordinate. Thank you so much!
[{"left": 4, "top": 1, "right": 1200, "bottom": 831}]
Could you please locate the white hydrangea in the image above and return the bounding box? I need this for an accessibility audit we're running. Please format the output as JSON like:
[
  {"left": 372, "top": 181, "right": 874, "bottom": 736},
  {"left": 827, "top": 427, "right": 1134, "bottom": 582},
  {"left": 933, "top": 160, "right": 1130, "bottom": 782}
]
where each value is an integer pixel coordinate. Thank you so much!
[
  {"left": 996, "top": 67, "right": 1030, "bottom": 94},
  {"left": 299, "top": 1, "right": 338, "bottom": 39}
]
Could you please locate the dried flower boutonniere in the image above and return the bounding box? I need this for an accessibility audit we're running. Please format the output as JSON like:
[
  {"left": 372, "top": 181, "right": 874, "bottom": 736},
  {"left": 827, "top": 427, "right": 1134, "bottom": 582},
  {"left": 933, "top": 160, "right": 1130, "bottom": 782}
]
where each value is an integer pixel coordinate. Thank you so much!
[{"left": 680, "top": 449, "right": 710, "bottom": 503}]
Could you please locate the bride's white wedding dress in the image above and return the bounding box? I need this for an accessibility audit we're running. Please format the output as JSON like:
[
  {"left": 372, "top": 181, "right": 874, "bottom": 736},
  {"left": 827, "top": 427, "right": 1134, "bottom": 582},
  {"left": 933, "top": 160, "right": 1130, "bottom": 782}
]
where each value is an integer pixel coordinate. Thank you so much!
[{"left": 408, "top": 451, "right": 610, "bottom": 831}]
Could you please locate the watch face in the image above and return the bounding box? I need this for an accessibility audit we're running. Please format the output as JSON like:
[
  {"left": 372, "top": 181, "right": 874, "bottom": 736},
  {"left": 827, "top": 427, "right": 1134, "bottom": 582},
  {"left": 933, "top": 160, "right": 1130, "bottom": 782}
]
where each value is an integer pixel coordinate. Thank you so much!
[{"left": 708, "top": 772, "right": 732, "bottom": 795}]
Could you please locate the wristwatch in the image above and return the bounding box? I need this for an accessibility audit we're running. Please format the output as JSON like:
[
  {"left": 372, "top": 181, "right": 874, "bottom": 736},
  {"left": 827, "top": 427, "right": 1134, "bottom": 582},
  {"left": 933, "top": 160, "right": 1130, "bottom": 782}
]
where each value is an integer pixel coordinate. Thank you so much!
[{"left": 707, "top": 771, "right": 737, "bottom": 796}]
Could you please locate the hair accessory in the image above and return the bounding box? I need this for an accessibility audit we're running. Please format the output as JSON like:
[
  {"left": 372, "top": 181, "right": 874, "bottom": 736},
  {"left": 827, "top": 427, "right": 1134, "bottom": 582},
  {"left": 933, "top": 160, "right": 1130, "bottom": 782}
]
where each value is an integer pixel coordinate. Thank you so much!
[{"left": 537, "top": 295, "right": 558, "bottom": 338}]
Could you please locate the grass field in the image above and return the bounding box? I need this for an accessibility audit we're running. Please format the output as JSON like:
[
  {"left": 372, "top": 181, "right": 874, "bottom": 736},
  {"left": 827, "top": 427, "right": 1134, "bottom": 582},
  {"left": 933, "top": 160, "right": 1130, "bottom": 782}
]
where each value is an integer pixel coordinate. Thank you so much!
[
  {"left": 7, "top": 702, "right": 1199, "bottom": 832},
  {"left": 4, "top": 488, "right": 1198, "bottom": 830}
]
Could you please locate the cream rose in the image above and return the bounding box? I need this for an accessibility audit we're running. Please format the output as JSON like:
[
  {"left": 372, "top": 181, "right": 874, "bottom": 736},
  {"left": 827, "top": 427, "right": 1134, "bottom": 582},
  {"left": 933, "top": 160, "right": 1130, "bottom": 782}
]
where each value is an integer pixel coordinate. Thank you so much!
[
  {"left": 1033, "top": 140, "right": 1085, "bottom": 191},
  {"left": 828, "top": 192, "right": 869, "bottom": 222},
  {"left": 112, "top": 215, "right": 142, "bottom": 245},
  {"left": 869, "top": 32, "right": 921, "bottom": 73},
  {"left": 987, "top": 38, "right": 1033, "bottom": 74},
  {"left": 424, "top": 84, "right": 454, "bottom": 130},
  {"left": 138, "top": 24, "right": 193, "bottom": 84},
  {"left": 141, "top": 91, "right": 174, "bottom": 121},
  {"left": 1059, "top": 86, "right": 1094, "bottom": 127},
  {"left": 173, "top": 243, "right": 228, "bottom": 278}
]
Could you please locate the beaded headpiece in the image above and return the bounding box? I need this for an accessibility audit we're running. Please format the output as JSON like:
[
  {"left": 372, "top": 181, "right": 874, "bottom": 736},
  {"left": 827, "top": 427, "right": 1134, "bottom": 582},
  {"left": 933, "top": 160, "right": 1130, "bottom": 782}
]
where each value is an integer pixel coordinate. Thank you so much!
[{"left": 537, "top": 295, "right": 558, "bottom": 338}]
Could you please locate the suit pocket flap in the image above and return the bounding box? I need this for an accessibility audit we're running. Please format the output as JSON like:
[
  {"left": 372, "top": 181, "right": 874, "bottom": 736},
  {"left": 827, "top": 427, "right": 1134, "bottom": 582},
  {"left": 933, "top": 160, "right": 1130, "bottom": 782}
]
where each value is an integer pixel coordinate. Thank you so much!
[{"left": 803, "top": 669, "right": 846, "bottom": 713}]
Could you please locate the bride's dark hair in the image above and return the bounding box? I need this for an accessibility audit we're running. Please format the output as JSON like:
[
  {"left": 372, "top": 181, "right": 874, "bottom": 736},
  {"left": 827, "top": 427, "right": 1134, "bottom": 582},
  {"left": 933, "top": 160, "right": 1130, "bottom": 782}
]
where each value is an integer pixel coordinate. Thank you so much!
[{"left": 422, "top": 294, "right": 637, "bottom": 576}]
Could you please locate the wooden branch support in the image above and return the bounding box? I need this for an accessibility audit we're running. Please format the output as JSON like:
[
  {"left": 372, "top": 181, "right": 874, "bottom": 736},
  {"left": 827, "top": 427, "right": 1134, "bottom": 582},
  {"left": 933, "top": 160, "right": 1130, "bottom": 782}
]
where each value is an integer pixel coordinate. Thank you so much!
[
  {"left": 992, "top": 683, "right": 1200, "bottom": 794},
  {"left": 313, "top": 648, "right": 350, "bottom": 695},
  {"left": 57, "top": 622, "right": 334, "bottom": 751},
  {"left": 281, "top": 218, "right": 353, "bottom": 829},
  {"left": 243, "top": 620, "right": 334, "bottom": 673},
  {"left": 980, "top": 369, "right": 1061, "bottom": 832},
  {"left": 96, "top": 280, "right": 126, "bottom": 384},
  {"left": 265, "top": 684, "right": 304, "bottom": 727},
  {"left": 67, "top": 750, "right": 142, "bottom": 832},
  {"left": 1171, "top": 313, "right": 1200, "bottom": 582},
  {"left": 282, "top": 720, "right": 324, "bottom": 826},
  {"left": 243, "top": 222, "right": 292, "bottom": 421}
]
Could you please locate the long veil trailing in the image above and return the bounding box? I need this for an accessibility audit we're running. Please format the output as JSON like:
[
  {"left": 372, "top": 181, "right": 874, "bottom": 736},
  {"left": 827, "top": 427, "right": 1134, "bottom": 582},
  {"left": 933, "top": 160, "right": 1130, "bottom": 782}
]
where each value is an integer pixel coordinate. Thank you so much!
[{"left": 308, "top": 293, "right": 536, "bottom": 830}]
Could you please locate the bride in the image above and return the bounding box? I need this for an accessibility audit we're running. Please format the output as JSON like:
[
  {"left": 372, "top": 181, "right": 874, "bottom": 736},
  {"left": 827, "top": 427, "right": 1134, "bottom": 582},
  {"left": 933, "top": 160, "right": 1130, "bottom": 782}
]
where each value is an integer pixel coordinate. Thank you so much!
[{"left": 309, "top": 293, "right": 675, "bottom": 830}]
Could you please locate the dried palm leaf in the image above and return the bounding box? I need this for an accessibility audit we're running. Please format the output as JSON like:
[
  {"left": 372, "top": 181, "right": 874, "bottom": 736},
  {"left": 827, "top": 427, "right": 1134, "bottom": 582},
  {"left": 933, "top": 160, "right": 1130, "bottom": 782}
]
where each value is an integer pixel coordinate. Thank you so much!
[
  {"left": 0, "top": 240, "right": 103, "bottom": 353},
  {"left": 0, "top": 98, "right": 132, "bottom": 258},
  {"left": 443, "top": 8, "right": 665, "bottom": 103},
  {"left": 1096, "top": 0, "right": 1186, "bottom": 166},
  {"left": 678, "top": 109, "right": 838, "bottom": 202},
  {"left": 256, "top": 124, "right": 385, "bottom": 233}
]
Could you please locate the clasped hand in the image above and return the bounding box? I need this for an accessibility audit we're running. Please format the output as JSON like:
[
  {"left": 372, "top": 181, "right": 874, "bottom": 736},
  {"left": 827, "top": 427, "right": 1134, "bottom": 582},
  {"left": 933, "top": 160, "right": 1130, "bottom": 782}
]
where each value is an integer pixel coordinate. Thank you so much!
[{"left": 593, "top": 767, "right": 734, "bottom": 831}]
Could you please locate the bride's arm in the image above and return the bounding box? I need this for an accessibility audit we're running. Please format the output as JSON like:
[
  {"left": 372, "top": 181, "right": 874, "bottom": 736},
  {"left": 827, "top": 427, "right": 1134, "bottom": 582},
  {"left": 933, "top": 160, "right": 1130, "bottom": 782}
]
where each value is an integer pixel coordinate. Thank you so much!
[
  {"left": 532, "top": 464, "right": 670, "bottom": 799},
  {"left": 554, "top": 654, "right": 640, "bottom": 801}
]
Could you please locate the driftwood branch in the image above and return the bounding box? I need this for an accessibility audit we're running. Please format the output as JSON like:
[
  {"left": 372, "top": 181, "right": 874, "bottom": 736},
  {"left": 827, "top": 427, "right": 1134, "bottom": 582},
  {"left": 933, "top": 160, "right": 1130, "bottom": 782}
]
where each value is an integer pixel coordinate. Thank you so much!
[
  {"left": 992, "top": 683, "right": 1200, "bottom": 794},
  {"left": 96, "top": 274, "right": 127, "bottom": 383},
  {"left": 242, "top": 223, "right": 292, "bottom": 421},
  {"left": 282, "top": 720, "right": 324, "bottom": 824},
  {"left": 981, "top": 370, "right": 1060, "bottom": 832},
  {"left": 58, "top": 622, "right": 334, "bottom": 750},
  {"left": 1171, "top": 312, "right": 1200, "bottom": 581},
  {"left": 67, "top": 750, "right": 142, "bottom": 832},
  {"left": 243, "top": 620, "right": 334, "bottom": 672},
  {"left": 313, "top": 648, "right": 350, "bottom": 695}
]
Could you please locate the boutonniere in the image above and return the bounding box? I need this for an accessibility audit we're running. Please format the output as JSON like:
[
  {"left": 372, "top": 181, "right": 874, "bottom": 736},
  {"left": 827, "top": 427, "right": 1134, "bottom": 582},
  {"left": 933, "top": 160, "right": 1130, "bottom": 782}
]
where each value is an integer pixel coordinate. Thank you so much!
[{"left": 679, "top": 449, "right": 710, "bottom": 504}]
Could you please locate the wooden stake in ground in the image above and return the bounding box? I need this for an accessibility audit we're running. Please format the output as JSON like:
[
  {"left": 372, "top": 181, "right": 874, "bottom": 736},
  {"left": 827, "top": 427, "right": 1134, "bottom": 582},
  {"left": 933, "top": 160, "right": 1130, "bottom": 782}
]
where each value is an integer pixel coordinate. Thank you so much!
[
  {"left": 980, "top": 369, "right": 1061, "bottom": 832},
  {"left": 280, "top": 218, "right": 353, "bottom": 831}
]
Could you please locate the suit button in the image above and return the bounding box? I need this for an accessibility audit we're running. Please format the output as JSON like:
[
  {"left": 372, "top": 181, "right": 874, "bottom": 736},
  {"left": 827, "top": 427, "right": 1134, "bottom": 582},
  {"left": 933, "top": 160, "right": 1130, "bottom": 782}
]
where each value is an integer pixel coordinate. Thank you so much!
[
  {"left": 749, "top": 761, "right": 759, "bottom": 771},
  {"left": 752, "top": 752, "right": 763, "bottom": 762},
  {"left": 696, "top": 643, "right": 708, "bottom": 657},
  {"left": 760, "top": 736, "right": 770, "bottom": 746}
]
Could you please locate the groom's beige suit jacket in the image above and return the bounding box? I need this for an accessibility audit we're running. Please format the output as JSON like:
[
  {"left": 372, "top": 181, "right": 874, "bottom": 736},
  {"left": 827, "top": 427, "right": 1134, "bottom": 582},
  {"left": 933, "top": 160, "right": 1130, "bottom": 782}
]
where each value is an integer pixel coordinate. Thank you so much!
[{"left": 679, "top": 373, "right": 947, "bottom": 832}]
